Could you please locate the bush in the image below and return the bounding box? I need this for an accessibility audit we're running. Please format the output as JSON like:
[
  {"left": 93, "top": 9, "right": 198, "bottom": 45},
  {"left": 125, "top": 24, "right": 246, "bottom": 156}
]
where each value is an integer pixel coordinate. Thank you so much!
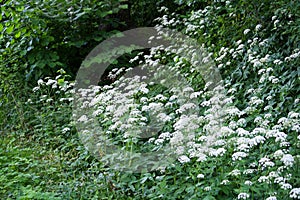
[{"left": 1, "top": 0, "right": 299, "bottom": 199}]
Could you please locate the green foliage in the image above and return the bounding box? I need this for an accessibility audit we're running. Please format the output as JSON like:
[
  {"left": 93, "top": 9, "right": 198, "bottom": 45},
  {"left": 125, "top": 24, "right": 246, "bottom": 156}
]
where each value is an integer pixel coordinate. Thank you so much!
[
  {"left": 0, "top": 0, "right": 129, "bottom": 136},
  {"left": 1, "top": 0, "right": 300, "bottom": 199},
  {"left": 0, "top": 0, "right": 128, "bottom": 84},
  {"left": 130, "top": 0, "right": 180, "bottom": 26}
]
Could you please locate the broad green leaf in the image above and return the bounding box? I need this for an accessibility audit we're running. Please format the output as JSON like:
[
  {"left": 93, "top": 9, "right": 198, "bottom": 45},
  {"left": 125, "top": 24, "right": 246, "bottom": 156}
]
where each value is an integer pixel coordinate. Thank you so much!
[
  {"left": 119, "top": 4, "right": 128, "bottom": 9},
  {"left": 6, "top": 25, "right": 14, "bottom": 34},
  {"left": 57, "top": 78, "right": 65, "bottom": 86}
]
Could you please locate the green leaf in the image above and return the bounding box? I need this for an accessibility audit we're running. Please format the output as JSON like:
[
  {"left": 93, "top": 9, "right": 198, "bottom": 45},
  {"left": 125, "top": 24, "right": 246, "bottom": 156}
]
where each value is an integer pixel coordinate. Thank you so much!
[
  {"left": 15, "top": 31, "right": 21, "bottom": 38},
  {"left": 119, "top": 4, "right": 128, "bottom": 9},
  {"left": 57, "top": 78, "right": 65, "bottom": 86},
  {"left": 20, "top": 50, "right": 27, "bottom": 56},
  {"left": 6, "top": 25, "right": 14, "bottom": 34},
  {"left": 203, "top": 195, "right": 216, "bottom": 200}
]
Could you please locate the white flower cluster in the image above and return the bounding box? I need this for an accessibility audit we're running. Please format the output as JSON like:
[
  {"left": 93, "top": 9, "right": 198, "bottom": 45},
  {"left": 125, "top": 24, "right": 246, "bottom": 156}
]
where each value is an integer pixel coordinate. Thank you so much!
[
  {"left": 232, "top": 152, "right": 248, "bottom": 161},
  {"left": 280, "top": 154, "right": 294, "bottom": 167},
  {"left": 237, "top": 192, "right": 250, "bottom": 199},
  {"left": 266, "top": 196, "right": 277, "bottom": 200},
  {"left": 178, "top": 155, "right": 190, "bottom": 164},
  {"left": 167, "top": 3, "right": 299, "bottom": 197},
  {"left": 259, "top": 157, "right": 275, "bottom": 170},
  {"left": 290, "top": 188, "right": 300, "bottom": 199},
  {"left": 29, "top": 72, "right": 75, "bottom": 106}
]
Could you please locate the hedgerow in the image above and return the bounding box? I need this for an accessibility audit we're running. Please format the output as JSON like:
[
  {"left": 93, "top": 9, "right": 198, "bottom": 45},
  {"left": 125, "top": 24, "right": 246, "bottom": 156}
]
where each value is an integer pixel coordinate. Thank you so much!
[{"left": 0, "top": 0, "right": 299, "bottom": 199}]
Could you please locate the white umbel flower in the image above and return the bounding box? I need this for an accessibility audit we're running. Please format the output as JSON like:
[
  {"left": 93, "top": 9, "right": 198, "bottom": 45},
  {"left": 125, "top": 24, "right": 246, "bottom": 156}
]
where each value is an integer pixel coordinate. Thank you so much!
[
  {"left": 238, "top": 192, "right": 250, "bottom": 199},
  {"left": 281, "top": 154, "right": 294, "bottom": 167},
  {"left": 178, "top": 155, "right": 190, "bottom": 164},
  {"left": 290, "top": 188, "right": 300, "bottom": 199}
]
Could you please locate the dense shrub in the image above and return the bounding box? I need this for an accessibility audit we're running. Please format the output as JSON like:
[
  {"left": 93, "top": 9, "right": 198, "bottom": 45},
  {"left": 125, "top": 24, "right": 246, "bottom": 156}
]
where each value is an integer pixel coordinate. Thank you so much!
[
  {"left": 1, "top": 0, "right": 299, "bottom": 199},
  {"left": 0, "top": 0, "right": 129, "bottom": 133}
]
